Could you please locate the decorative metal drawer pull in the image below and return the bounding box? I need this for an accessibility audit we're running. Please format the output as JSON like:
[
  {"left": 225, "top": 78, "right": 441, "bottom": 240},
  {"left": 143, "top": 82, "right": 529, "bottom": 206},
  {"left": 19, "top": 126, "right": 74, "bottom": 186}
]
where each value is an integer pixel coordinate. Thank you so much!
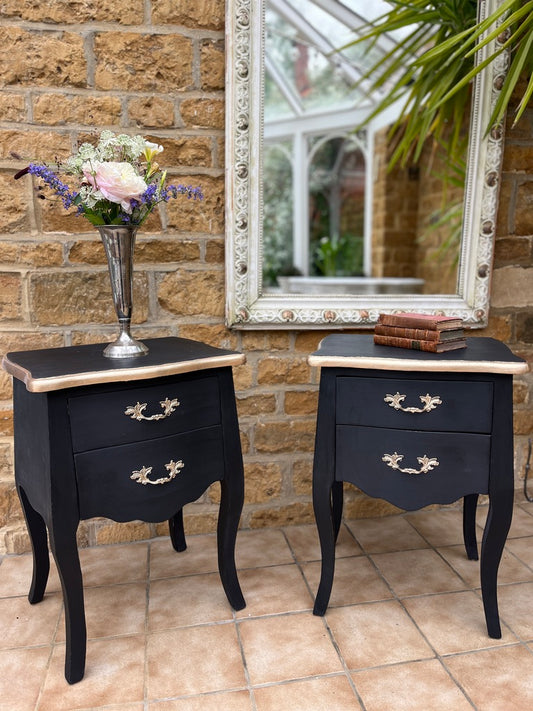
[
  {"left": 384, "top": 392, "right": 442, "bottom": 414},
  {"left": 124, "top": 397, "right": 180, "bottom": 421},
  {"left": 382, "top": 451, "right": 439, "bottom": 475},
  {"left": 131, "top": 459, "right": 185, "bottom": 485}
]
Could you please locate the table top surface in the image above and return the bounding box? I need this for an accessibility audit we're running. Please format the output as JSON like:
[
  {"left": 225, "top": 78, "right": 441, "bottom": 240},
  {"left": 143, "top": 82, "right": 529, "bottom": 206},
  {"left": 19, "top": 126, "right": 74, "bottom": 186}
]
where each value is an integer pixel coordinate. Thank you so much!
[
  {"left": 308, "top": 334, "right": 529, "bottom": 375},
  {"left": 2, "top": 337, "right": 245, "bottom": 392}
]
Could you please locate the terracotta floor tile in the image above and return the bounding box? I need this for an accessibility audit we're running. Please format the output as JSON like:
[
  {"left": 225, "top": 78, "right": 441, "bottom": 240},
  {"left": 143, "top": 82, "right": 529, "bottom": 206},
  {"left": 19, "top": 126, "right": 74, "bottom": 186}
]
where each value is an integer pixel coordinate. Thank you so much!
[
  {"left": 38, "top": 635, "right": 146, "bottom": 710},
  {"left": 147, "top": 690, "right": 253, "bottom": 710},
  {"left": 79, "top": 542, "right": 149, "bottom": 587},
  {"left": 435, "top": 545, "right": 481, "bottom": 588},
  {"left": 345, "top": 515, "right": 429, "bottom": 553},
  {"left": 2, "top": 503, "right": 533, "bottom": 709},
  {"left": 283, "top": 523, "right": 362, "bottom": 562},
  {"left": 444, "top": 644, "right": 533, "bottom": 710},
  {"left": 370, "top": 548, "right": 467, "bottom": 597},
  {"left": 403, "top": 591, "right": 515, "bottom": 655},
  {"left": 0, "top": 553, "right": 60, "bottom": 598},
  {"left": 254, "top": 676, "right": 362, "bottom": 711},
  {"left": 0, "top": 646, "right": 51, "bottom": 711},
  {"left": 148, "top": 572, "right": 234, "bottom": 630},
  {"left": 352, "top": 659, "right": 472, "bottom": 711},
  {"left": 438, "top": 544, "right": 533, "bottom": 587},
  {"left": 507, "top": 506, "right": 533, "bottom": 538},
  {"left": 0, "top": 593, "right": 62, "bottom": 649},
  {"left": 404, "top": 509, "right": 470, "bottom": 547},
  {"left": 147, "top": 623, "right": 245, "bottom": 698},
  {"left": 302, "top": 556, "right": 393, "bottom": 607},
  {"left": 235, "top": 528, "right": 294, "bottom": 569},
  {"left": 326, "top": 600, "right": 434, "bottom": 669},
  {"left": 149, "top": 534, "right": 219, "bottom": 579},
  {"left": 235, "top": 564, "right": 313, "bottom": 618},
  {"left": 505, "top": 536, "right": 533, "bottom": 569},
  {"left": 238, "top": 613, "right": 343, "bottom": 685},
  {"left": 496, "top": 582, "right": 533, "bottom": 640},
  {"left": 56, "top": 582, "right": 147, "bottom": 641},
  {"left": 516, "top": 500, "right": 533, "bottom": 517}
]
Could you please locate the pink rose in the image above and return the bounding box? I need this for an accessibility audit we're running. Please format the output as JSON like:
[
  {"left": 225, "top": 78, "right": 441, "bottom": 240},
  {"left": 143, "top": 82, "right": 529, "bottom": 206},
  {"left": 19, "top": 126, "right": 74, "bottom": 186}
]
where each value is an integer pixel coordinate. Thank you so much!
[{"left": 83, "top": 161, "right": 147, "bottom": 213}]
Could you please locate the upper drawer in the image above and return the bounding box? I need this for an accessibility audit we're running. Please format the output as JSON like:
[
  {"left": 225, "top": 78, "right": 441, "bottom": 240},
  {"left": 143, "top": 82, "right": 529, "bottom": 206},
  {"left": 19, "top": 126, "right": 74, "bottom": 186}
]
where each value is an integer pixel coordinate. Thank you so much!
[
  {"left": 68, "top": 375, "right": 220, "bottom": 452},
  {"left": 336, "top": 376, "right": 493, "bottom": 433}
]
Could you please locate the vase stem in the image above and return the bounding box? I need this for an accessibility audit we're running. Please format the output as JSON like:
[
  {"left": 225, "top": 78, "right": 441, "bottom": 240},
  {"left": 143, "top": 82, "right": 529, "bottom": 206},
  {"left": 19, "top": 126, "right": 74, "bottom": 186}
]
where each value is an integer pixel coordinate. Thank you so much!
[{"left": 97, "top": 225, "right": 148, "bottom": 359}]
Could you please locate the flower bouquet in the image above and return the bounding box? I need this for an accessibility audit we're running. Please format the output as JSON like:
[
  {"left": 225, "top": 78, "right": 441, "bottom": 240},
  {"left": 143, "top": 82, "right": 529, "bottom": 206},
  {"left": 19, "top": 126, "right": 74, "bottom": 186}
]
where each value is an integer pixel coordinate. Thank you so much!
[
  {"left": 15, "top": 131, "right": 203, "bottom": 358},
  {"left": 15, "top": 129, "right": 203, "bottom": 225}
]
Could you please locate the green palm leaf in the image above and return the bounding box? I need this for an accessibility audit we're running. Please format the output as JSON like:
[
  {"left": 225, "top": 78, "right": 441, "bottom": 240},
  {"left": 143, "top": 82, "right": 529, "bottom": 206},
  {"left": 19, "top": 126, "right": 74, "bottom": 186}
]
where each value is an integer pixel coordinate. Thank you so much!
[{"left": 342, "top": 0, "right": 531, "bottom": 168}]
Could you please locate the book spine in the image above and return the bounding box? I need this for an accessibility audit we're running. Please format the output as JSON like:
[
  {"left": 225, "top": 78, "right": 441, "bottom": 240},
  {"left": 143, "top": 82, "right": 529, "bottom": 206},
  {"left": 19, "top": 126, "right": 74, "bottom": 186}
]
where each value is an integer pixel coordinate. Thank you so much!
[
  {"left": 374, "top": 324, "right": 440, "bottom": 341},
  {"left": 373, "top": 334, "right": 440, "bottom": 352},
  {"left": 378, "top": 314, "right": 447, "bottom": 330}
]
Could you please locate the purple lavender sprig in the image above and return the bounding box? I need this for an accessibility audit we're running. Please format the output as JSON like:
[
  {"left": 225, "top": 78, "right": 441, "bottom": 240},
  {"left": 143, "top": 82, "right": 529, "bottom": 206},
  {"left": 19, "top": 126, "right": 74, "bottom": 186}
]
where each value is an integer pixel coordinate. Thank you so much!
[
  {"left": 164, "top": 184, "right": 204, "bottom": 201},
  {"left": 23, "top": 163, "right": 78, "bottom": 210},
  {"left": 128, "top": 182, "right": 203, "bottom": 225}
]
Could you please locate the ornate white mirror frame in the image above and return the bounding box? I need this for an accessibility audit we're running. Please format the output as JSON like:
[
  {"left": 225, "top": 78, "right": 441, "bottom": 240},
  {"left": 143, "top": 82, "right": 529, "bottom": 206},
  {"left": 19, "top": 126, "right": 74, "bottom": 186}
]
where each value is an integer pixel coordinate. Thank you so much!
[{"left": 225, "top": 0, "right": 508, "bottom": 329}]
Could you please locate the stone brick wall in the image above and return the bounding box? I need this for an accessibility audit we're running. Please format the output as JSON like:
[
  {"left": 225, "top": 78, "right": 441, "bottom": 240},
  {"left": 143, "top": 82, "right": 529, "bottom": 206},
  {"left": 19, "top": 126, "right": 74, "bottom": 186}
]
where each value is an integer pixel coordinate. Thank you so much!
[{"left": 0, "top": 4, "right": 532, "bottom": 553}]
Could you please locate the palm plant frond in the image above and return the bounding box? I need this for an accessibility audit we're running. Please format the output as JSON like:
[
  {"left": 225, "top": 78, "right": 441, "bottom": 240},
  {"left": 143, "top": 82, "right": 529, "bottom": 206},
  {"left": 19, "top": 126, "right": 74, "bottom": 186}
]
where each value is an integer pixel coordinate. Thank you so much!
[{"left": 342, "top": 0, "right": 531, "bottom": 169}]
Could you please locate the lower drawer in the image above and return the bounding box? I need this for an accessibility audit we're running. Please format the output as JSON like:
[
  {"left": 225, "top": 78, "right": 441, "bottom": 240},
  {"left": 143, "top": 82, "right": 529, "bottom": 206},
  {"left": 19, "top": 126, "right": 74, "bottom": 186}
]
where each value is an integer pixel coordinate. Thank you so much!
[
  {"left": 75, "top": 426, "right": 224, "bottom": 521},
  {"left": 335, "top": 425, "right": 490, "bottom": 510}
]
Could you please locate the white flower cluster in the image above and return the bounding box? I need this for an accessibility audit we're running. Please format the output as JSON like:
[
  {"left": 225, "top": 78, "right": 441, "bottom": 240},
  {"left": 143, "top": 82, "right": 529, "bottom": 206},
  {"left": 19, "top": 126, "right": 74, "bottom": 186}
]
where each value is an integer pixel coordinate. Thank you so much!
[{"left": 64, "top": 131, "right": 155, "bottom": 175}]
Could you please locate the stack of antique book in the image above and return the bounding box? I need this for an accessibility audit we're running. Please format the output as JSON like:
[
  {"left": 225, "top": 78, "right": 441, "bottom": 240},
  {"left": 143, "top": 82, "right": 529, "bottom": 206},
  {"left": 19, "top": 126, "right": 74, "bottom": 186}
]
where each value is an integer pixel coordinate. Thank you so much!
[{"left": 374, "top": 312, "right": 466, "bottom": 352}]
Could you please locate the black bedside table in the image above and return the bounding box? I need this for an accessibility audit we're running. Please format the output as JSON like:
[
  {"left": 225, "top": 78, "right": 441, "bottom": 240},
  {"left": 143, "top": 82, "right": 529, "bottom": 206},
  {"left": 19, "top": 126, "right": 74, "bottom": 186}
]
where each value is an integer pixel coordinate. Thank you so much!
[
  {"left": 2, "top": 337, "right": 247, "bottom": 684},
  {"left": 308, "top": 334, "right": 528, "bottom": 638}
]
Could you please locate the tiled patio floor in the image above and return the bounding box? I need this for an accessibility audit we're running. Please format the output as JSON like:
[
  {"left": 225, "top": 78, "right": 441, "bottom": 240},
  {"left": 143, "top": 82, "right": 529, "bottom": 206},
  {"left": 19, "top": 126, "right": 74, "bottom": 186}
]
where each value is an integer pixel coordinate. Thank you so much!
[{"left": 1, "top": 500, "right": 533, "bottom": 710}]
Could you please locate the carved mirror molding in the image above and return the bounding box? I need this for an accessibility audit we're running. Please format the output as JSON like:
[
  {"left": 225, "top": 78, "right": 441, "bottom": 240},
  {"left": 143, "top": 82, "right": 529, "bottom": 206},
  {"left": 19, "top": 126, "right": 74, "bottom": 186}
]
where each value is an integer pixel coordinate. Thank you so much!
[{"left": 225, "top": 0, "right": 508, "bottom": 328}]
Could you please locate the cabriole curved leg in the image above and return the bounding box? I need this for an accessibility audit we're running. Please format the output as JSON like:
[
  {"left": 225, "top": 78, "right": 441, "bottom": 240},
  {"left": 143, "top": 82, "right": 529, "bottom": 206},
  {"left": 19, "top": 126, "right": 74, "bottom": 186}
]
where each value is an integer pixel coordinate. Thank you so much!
[
  {"left": 463, "top": 493, "right": 479, "bottom": 560},
  {"left": 217, "top": 479, "right": 245, "bottom": 611},
  {"left": 169, "top": 509, "right": 187, "bottom": 552},
  {"left": 48, "top": 529, "right": 86, "bottom": 684},
  {"left": 313, "top": 479, "right": 336, "bottom": 616},
  {"left": 480, "top": 488, "right": 513, "bottom": 639},
  {"left": 332, "top": 481, "right": 343, "bottom": 543},
  {"left": 17, "top": 485, "right": 50, "bottom": 604},
  {"left": 312, "top": 370, "right": 337, "bottom": 616},
  {"left": 217, "top": 369, "right": 246, "bottom": 612}
]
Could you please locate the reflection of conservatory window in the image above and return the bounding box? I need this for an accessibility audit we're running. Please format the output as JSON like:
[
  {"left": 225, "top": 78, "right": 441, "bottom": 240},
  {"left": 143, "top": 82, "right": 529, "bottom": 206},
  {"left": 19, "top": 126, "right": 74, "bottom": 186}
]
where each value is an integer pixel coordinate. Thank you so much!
[
  {"left": 263, "top": 0, "right": 401, "bottom": 285},
  {"left": 263, "top": 131, "right": 368, "bottom": 282}
]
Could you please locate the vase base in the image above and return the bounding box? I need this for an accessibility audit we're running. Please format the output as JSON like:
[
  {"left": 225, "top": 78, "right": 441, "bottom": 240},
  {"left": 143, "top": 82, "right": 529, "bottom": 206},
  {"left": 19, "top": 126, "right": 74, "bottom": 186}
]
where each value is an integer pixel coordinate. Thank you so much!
[{"left": 103, "top": 333, "right": 149, "bottom": 359}]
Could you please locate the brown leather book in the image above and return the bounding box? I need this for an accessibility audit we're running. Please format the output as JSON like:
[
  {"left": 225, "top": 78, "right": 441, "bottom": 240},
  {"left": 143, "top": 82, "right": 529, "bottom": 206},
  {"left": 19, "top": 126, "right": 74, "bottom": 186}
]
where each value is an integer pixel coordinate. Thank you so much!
[
  {"left": 374, "top": 324, "right": 464, "bottom": 342},
  {"left": 378, "top": 312, "right": 463, "bottom": 331},
  {"left": 373, "top": 334, "right": 467, "bottom": 352}
]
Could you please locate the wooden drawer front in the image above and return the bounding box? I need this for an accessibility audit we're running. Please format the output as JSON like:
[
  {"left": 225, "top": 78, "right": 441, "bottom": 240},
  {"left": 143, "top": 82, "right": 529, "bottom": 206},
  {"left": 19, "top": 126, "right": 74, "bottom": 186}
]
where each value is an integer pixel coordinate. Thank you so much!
[
  {"left": 335, "top": 425, "right": 490, "bottom": 510},
  {"left": 69, "top": 376, "right": 220, "bottom": 452},
  {"left": 75, "top": 426, "right": 224, "bottom": 521},
  {"left": 336, "top": 377, "right": 493, "bottom": 433}
]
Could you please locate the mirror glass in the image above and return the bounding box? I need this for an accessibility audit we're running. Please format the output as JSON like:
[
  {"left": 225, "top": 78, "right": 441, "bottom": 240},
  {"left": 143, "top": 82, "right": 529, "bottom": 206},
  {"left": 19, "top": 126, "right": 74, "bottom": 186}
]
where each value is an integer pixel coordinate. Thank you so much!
[{"left": 225, "top": 0, "right": 506, "bottom": 328}]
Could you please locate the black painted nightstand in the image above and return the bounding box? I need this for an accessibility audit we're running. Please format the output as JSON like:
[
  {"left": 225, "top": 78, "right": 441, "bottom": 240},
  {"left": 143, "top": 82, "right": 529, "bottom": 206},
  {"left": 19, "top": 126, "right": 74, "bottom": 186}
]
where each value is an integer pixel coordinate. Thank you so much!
[
  {"left": 2, "top": 337, "right": 247, "bottom": 684},
  {"left": 308, "top": 334, "right": 528, "bottom": 638}
]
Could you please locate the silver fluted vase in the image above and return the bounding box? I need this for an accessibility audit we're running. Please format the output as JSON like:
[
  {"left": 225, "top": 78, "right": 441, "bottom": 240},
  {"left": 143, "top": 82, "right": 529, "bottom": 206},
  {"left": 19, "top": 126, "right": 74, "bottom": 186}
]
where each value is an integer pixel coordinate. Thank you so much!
[{"left": 97, "top": 224, "right": 149, "bottom": 359}]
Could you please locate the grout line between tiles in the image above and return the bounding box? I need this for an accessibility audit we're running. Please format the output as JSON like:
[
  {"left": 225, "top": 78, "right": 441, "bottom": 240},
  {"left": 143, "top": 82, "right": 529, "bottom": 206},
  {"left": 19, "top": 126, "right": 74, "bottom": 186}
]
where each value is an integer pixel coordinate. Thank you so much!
[
  {"left": 233, "top": 615, "right": 258, "bottom": 711},
  {"left": 143, "top": 541, "right": 152, "bottom": 709}
]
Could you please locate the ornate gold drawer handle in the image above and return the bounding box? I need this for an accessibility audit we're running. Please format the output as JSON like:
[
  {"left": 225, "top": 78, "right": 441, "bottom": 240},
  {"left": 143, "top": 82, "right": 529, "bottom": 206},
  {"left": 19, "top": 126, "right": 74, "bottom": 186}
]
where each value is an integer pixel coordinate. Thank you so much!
[
  {"left": 124, "top": 397, "right": 180, "bottom": 421},
  {"left": 131, "top": 459, "right": 184, "bottom": 486},
  {"left": 382, "top": 452, "right": 439, "bottom": 475},
  {"left": 384, "top": 392, "right": 442, "bottom": 414}
]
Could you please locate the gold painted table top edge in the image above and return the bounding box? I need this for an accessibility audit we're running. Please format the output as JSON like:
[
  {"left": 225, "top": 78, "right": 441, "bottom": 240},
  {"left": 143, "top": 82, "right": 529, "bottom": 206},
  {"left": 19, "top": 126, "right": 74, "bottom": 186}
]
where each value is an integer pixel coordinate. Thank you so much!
[
  {"left": 2, "top": 352, "right": 246, "bottom": 393},
  {"left": 307, "top": 354, "right": 529, "bottom": 375}
]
